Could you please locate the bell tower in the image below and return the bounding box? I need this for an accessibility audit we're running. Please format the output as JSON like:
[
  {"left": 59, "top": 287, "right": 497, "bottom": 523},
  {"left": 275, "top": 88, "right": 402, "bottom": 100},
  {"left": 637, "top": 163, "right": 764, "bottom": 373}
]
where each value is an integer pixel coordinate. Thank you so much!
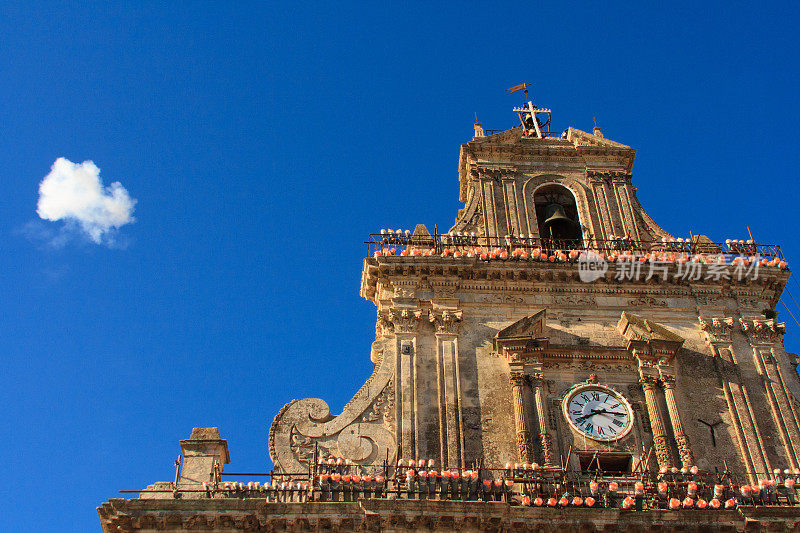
[
  {"left": 101, "top": 89, "right": 800, "bottom": 532},
  {"left": 452, "top": 85, "right": 669, "bottom": 246},
  {"left": 269, "top": 88, "right": 793, "bottom": 477}
]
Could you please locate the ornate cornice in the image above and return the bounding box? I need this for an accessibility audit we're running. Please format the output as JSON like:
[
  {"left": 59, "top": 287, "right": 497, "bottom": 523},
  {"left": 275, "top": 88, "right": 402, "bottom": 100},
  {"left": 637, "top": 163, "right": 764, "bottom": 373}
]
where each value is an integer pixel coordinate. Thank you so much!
[{"left": 359, "top": 256, "right": 788, "bottom": 304}]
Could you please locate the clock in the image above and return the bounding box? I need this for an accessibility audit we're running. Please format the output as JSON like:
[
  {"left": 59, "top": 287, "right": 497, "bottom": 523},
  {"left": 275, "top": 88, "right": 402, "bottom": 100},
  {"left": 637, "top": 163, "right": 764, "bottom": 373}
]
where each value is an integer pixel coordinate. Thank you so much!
[{"left": 562, "top": 384, "right": 633, "bottom": 442}]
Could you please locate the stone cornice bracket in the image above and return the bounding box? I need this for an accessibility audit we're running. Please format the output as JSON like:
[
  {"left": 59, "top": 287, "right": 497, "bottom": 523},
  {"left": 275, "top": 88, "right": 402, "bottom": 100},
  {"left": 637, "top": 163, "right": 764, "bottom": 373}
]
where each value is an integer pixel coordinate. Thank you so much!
[
  {"left": 618, "top": 311, "right": 684, "bottom": 364},
  {"left": 739, "top": 317, "right": 786, "bottom": 345},
  {"left": 380, "top": 307, "right": 423, "bottom": 335},
  {"left": 492, "top": 310, "right": 550, "bottom": 362},
  {"left": 475, "top": 165, "right": 517, "bottom": 182},
  {"left": 428, "top": 308, "right": 463, "bottom": 335},
  {"left": 699, "top": 316, "right": 734, "bottom": 344}
]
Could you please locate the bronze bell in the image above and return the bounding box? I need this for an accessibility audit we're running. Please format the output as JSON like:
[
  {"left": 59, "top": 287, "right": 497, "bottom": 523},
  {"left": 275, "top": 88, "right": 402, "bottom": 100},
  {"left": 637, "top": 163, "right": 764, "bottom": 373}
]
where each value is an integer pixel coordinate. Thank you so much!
[{"left": 541, "top": 203, "right": 579, "bottom": 239}]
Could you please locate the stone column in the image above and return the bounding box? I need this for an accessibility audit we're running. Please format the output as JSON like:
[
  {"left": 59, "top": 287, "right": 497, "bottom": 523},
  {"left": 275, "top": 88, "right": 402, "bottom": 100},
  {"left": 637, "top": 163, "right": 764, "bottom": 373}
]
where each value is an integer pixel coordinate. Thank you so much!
[
  {"left": 640, "top": 376, "right": 673, "bottom": 469},
  {"left": 661, "top": 375, "right": 695, "bottom": 467},
  {"left": 430, "top": 307, "right": 464, "bottom": 468},
  {"left": 510, "top": 372, "right": 534, "bottom": 463},
  {"left": 530, "top": 373, "right": 553, "bottom": 466},
  {"left": 383, "top": 307, "right": 422, "bottom": 460}
]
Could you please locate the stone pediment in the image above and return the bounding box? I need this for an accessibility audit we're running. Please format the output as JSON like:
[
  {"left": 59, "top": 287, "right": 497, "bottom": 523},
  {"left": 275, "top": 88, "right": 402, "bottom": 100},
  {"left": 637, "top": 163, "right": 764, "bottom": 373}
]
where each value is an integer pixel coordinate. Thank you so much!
[
  {"left": 493, "top": 310, "right": 549, "bottom": 359},
  {"left": 497, "top": 310, "right": 546, "bottom": 339},
  {"left": 617, "top": 312, "right": 684, "bottom": 361},
  {"left": 567, "top": 127, "right": 630, "bottom": 149}
]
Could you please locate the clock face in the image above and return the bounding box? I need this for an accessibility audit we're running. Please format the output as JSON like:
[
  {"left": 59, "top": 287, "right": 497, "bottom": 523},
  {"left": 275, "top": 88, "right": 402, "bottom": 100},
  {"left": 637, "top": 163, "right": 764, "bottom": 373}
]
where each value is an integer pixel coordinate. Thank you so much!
[{"left": 562, "top": 384, "right": 633, "bottom": 442}]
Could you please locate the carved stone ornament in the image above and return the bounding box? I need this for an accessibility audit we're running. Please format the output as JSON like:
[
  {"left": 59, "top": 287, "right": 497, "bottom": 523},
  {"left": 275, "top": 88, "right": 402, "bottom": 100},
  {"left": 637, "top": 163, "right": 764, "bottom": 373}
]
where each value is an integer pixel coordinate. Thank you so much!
[
  {"left": 380, "top": 308, "right": 423, "bottom": 334},
  {"left": 699, "top": 316, "right": 734, "bottom": 343},
  {"left": 739, "top": 317, "right": 786, "bottom": 344},
  {"left": 269, "top": 340, "right": 397, "bottom": 472},
  {"left": 429, "top": 308, "right": 463, "bottom": 335}
]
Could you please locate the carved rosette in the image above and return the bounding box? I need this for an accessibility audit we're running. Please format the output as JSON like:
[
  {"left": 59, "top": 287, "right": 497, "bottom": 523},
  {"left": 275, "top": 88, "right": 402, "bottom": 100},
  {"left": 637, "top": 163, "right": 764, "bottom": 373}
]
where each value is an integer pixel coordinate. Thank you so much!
[
  {"left": 740, "top": 317, "right": 786, "bottom": 345},
  {"left": 699, "top": 316, "right": 734, "bottom": 343},
  {"left": 429, "top": 308, "right": 463, "bottom": 335}
]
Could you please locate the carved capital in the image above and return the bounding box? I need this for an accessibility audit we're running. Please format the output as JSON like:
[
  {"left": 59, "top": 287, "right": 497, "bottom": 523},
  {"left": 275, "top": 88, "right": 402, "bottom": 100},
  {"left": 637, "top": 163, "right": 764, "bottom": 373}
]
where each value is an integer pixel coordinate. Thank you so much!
[
  {"left": 739, "top": 317, "right": 785, "bottom": 344},
  {"left": 699, "top": 316, "right": 734, "bottom": 343},
  {"left": 639, "top": 375, "right": 659, "bottom": 390},
  {"left": 428, "top": 308, "right": 463, "bottom": 335},
  {"left": 380, "top": 308, "right": 423, "bottom": 334},
  {"left": 509, "top": 371, "right": 530, "bottom": 388},
  {"left": 661, "top": 375, "right": 676, "bottom": 388},
  {"left": 529, "top": 372, "right": 545, "bottom": 387}
]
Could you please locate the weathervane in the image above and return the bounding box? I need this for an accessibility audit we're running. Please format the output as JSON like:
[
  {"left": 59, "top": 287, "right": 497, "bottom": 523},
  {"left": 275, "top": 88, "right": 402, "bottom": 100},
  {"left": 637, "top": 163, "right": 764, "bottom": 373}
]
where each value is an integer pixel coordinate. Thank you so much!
[{"left": 507, "top": 83, "right": 551, "bottom": 139}]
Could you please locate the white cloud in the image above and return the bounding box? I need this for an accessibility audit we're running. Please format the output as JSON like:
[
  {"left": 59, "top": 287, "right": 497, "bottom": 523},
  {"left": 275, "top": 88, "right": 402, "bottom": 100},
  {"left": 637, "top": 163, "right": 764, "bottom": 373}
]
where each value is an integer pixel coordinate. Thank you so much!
[{"left": 36, "top": 157, "right": 136, "bottom": 244}]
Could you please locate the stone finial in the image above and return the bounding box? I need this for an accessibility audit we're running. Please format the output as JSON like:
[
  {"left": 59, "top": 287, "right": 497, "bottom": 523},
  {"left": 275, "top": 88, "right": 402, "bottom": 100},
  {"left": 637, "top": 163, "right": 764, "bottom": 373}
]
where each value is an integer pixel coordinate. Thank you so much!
[{"left": 474, "top": 122, "right": 485, "bottom": 138}]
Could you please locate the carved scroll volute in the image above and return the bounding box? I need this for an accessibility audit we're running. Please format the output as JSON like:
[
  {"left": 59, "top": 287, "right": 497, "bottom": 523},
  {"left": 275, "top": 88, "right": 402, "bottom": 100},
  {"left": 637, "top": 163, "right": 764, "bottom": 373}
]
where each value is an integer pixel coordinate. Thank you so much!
[{"left": 268, "top": 338, "right": 398, "bottom": 474}]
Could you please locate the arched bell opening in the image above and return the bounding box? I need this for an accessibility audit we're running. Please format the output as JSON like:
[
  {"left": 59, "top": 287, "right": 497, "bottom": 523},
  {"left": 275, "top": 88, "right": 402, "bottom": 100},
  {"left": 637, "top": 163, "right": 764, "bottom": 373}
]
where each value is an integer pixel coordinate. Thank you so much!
[{"left": 533, "top": 184, "right": 583, "bottom": 243}]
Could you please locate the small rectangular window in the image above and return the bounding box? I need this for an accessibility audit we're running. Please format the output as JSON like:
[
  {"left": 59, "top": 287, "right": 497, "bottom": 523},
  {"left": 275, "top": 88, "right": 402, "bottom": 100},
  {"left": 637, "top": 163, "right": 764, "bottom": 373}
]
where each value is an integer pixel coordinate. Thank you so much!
[{"left": 578, "top": 453, "right": 631, "bottom": 474}]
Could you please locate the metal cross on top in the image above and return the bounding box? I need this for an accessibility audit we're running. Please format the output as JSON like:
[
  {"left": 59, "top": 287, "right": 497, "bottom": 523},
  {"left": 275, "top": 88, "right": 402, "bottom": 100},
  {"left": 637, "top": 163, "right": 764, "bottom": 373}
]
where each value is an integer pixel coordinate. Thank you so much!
[{"left": 508, "top": 83, "right": 552, "bottom": 138}]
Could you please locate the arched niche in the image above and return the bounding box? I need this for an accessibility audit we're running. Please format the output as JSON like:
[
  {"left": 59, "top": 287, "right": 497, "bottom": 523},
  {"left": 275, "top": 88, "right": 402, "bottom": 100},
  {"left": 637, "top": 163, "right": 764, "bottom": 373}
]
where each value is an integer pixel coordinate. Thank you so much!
[{"left": 532, "top": 183, "right": 583, "bottom": 241}]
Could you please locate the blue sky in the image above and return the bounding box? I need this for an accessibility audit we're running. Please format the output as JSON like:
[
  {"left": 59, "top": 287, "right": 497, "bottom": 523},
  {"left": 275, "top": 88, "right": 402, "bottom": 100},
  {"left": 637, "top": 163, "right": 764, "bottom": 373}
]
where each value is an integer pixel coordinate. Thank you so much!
[{"left": 2, "top": 3, "right": 800, "bottom": 531}]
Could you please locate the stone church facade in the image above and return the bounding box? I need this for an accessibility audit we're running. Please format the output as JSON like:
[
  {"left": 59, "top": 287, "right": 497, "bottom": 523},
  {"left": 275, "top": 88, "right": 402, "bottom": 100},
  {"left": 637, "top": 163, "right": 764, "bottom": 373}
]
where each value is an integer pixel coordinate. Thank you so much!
[{"left": 99, "top": 101, "right": 800, "bottom": 531}]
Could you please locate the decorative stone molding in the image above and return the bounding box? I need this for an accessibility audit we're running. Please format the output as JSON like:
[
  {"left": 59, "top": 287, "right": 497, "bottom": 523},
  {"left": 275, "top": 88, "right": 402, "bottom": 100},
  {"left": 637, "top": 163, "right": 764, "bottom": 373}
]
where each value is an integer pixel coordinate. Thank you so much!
[
  {"left": 739, "top": 317, "right": 786, "bottom": 344},
  {"left": 429, "top": 308, "right": 463, "bottom": 335},
  {"left": 699, "top": 316, "right": 734, "bottom": 343}
]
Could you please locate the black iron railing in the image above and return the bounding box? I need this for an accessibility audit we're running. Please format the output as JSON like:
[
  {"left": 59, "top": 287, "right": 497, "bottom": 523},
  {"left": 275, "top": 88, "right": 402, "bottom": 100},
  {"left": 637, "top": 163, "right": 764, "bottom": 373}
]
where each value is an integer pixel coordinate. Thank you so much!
[
  {"left": 125, "top": 465, "right": 800, "bottom": 510},
  {"left": 365, "top": 233, "right": 785, "bottom": 263}
]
